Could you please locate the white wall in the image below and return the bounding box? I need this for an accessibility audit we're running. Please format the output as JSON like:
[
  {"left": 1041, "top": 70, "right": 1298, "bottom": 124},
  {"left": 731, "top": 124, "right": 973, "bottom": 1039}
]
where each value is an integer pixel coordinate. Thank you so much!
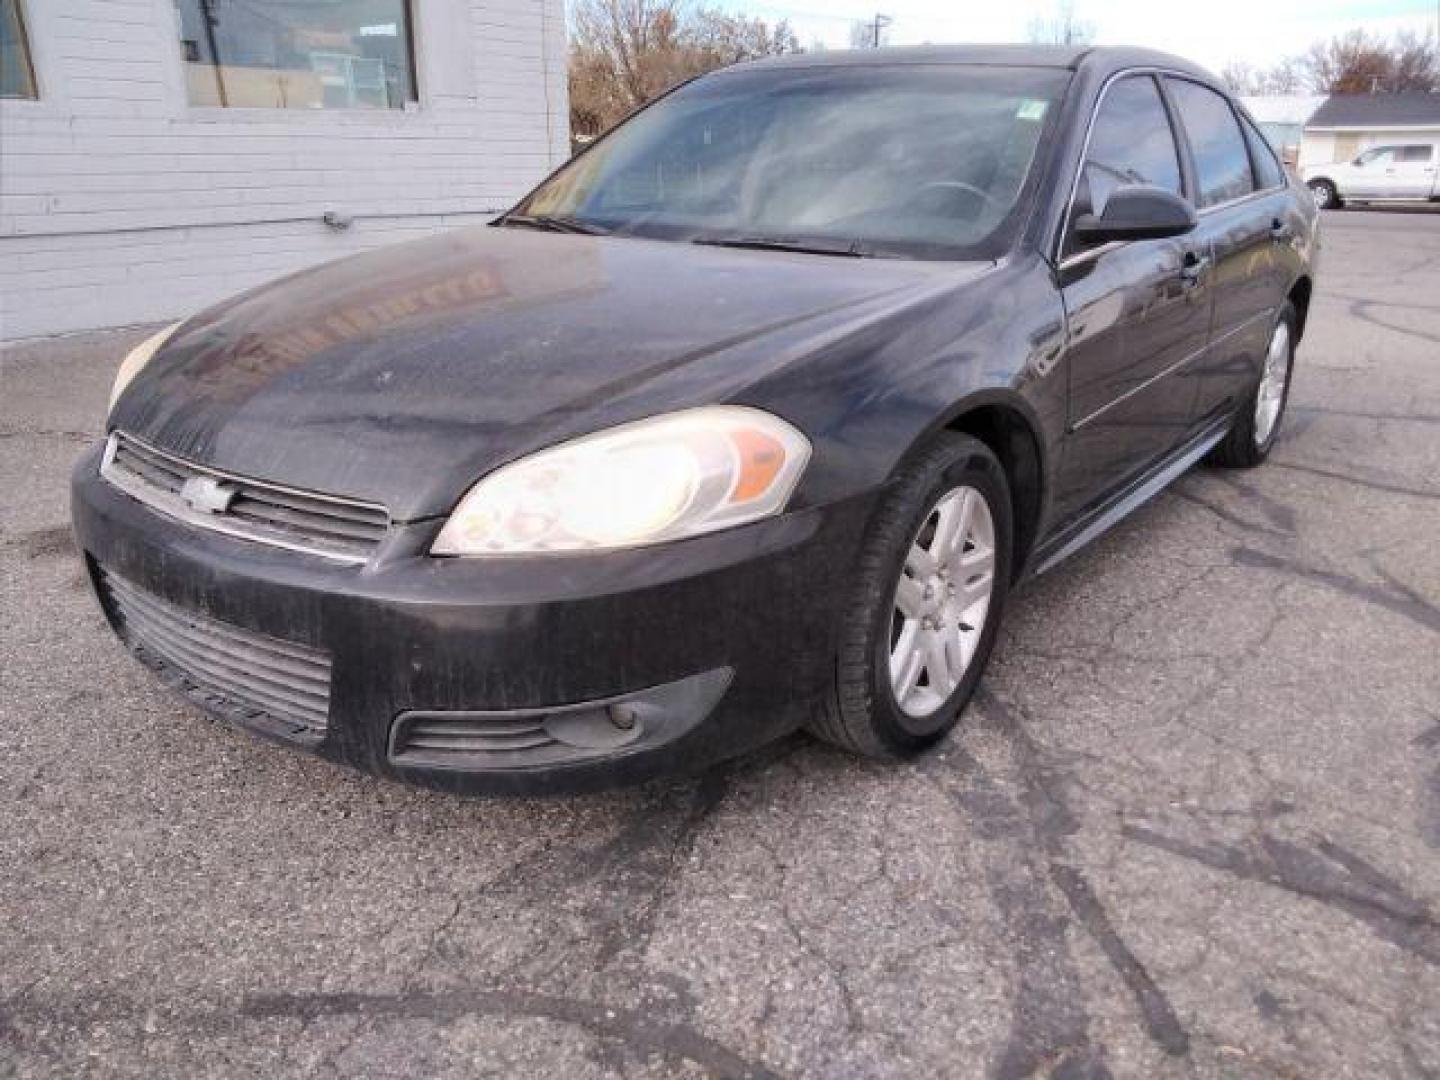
[{"left": 0, "top": 0, "right": 569, "bottom": 341}]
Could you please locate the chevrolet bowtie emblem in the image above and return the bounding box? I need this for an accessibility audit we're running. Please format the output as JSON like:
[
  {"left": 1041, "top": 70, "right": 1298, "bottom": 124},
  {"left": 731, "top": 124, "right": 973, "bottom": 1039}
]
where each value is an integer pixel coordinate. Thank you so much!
[{"left": 180, "top": 475, "right": 238, "bottom": 514}]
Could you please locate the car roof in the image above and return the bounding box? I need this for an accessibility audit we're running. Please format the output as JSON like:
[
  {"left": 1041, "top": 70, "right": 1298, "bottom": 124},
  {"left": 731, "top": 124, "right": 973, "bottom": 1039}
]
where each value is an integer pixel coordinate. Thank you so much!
[{"left": 728, "top": 44, "right": 1215, "bottom": 83}]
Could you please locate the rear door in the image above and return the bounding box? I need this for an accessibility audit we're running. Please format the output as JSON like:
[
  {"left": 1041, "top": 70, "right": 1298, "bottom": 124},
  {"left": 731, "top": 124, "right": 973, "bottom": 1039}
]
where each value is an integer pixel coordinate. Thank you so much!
[
  {"left": 1391, "top": 144, "right": 1437, "bottom": 199},
  {"left": 1163, "top": 77, "right": 1280, "bottom": 428},
  {"left": 1051, "top": 73, "right": 1213, "bottom": 522}
]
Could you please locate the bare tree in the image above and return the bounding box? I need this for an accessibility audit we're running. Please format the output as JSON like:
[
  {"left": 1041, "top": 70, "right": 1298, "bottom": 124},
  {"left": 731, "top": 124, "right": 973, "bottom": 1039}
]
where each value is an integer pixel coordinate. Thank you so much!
[
  {"left": 1221, "top": 62, "right": 1259, "bottom": 95},
  {"left": 689, "top": 9, "right": 800, "bottom": 66},
  {"left": 1026, "top": 1, "right": 1096, "bottom": 47},
  {"left": 1387, "top": 29, "right": 1440, "bottom": 91},
  {"left": 1224, "top": 57, "right": 1304, "bottom": 96},
  {"left": 1298, "top": 28, "right": 1437, "bottom": 93},
  {"left": 568, "top": 0, "right": 802, "bottom": 143},
  {"left": 1301, "top": 29, "right": 1394, "bottom": 93},
  {"left": 1224, "top": 29, "right": 1436, "bottom": 97},
  {"left": 1264, "top": 58, "right": 1304, "bottom": 94}
]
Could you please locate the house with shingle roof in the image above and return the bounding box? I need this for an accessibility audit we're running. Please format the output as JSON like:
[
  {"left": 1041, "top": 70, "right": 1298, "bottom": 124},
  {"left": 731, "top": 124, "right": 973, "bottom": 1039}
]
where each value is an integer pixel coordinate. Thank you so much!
[{"left": 1299, "top": 93, "right": 1440, "bottom": 170}]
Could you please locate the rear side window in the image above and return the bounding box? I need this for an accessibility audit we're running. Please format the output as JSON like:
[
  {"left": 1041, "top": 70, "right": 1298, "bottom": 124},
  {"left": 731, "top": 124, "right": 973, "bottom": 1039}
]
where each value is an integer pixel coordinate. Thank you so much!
[
  {"left": 1166, "top": 78, "right": 1255, "bottom": 207},
  {"left": 1398, "top": 145, "right": 1434, "bottom": 163},
  {"left": 1081, "top": 75, "right": 1183, "bottom": 216},
  {"left": 1242, "top": 118, "right": 1286, "bottom": 190}
]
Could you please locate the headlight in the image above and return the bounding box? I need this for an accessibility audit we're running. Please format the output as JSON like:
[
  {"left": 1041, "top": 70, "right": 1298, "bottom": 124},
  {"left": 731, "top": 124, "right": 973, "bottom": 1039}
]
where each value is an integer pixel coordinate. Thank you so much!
[
  {"left": 432, "top": 406, "right": 811, "bottom": 556},
  {"left": 108, "top": 323, "right": 180, "bottom": 414}
]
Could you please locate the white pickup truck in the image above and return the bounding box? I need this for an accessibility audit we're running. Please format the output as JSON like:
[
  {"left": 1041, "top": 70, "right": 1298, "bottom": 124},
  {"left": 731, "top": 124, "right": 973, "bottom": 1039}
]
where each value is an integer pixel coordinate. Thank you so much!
[{"left": 1304, "top": 143, "right": 1440, "bottom": 209}]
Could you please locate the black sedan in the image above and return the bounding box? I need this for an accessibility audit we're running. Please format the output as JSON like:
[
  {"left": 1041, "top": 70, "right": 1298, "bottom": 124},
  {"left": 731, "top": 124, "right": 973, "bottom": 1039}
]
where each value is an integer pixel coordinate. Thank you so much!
[{"left": 71, "top": 45, "right": 1318, "bottom": 794}]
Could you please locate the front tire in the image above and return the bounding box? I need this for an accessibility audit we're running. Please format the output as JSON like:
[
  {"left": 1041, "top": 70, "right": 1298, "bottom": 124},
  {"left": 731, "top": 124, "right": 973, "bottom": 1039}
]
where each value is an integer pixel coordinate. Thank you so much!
[
  {"left": 811, "top": 433, "right": 1012, "bottom": 758},
  {"left": 1209, "top": 302, "right": 1297, "bottom": 468},
  {"left": 1308, "top": 179, "right": 1341, "bottom": 210}
]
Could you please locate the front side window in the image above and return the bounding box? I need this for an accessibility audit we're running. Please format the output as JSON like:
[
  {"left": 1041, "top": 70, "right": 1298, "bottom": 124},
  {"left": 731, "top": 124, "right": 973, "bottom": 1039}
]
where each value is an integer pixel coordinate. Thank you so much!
[
  {"left": 1, "top": 0, "right": 37, "bottom": 100},
  {"left": 515, "top": 65, "right": 1071, "bottom": 261},
  {"left": 1079, "top": 75, "right": 1183, "bottom": 214},
  {"left": 1166, "top": 78, "right": 1254, "bottom": 208},
  {"left": 1397, "top": 145, "right": 1434, "bottom": 164},
  {"left": 176, "top": 0, "right": 416, "bottom": 110}
]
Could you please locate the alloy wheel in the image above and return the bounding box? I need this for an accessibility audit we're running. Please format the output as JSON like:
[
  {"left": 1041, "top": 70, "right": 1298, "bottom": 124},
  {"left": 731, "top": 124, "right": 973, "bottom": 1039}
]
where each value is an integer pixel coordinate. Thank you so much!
[
  {"left": 888, "top": 485, "right": 996, "bottom": 718},
  {"left": 1254, "top": 321, "right": 1291, "bottom": 447}
]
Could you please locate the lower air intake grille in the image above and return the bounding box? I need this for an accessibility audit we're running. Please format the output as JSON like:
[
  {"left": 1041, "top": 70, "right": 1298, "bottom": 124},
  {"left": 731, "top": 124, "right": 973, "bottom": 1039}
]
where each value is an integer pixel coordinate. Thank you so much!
[
  {"left": 400, "top": 715, "right": 559, "bottom": 755},
  {"left": 99, "top": 569, "right": 331, "bottom": 743}
]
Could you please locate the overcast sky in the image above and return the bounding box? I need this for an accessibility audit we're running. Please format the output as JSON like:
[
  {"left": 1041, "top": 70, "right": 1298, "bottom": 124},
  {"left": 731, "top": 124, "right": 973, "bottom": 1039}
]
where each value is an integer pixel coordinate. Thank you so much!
[{"left": 724, "top": 0, "right": 1439, "bottom": 76}]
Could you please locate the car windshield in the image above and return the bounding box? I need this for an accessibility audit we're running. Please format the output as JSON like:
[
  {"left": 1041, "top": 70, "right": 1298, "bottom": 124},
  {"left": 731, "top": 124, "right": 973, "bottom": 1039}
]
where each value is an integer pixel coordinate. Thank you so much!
[{"left": 509, "top": 64, "right": 1071, "bottom": 261}]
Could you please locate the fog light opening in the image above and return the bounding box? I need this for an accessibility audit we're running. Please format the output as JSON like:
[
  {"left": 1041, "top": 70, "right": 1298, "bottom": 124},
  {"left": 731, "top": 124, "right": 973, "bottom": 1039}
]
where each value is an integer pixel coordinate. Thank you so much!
[{"left": 543, "top": 705, "right": 644, "bottom": 751}]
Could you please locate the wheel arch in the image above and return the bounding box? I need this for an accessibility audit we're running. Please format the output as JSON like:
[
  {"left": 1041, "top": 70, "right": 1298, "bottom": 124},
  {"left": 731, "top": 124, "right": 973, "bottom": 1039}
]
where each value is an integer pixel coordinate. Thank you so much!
[{"left": 903, "top": 392, "right": 1049, "bottom": 583}]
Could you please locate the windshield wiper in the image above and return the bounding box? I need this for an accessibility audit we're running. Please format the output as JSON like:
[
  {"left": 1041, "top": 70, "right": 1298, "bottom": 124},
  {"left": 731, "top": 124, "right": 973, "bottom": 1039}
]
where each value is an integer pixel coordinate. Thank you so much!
[
  {"left": 495, "top": 213, "right": 609, "bottom": 236},
  {"left": 692, "top": 235, "right": 876, "bottom": 258}
]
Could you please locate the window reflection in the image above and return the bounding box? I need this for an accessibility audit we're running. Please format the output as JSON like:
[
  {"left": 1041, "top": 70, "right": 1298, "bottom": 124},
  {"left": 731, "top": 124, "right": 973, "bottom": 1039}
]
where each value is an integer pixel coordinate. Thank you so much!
[
  {"left": 176, "top": 0, "right": 417, "bottom": 110},
  {"left": 1, "top": 0, "right": 37, "bottom": 100}
]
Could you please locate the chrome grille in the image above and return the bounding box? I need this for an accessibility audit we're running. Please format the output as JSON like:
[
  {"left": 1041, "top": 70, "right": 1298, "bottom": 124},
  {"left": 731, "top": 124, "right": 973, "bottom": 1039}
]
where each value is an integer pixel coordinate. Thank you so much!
[
  {"left": 101, "top": 432, "right": 388, "bottom": 564},
  {"left": 100, "top": 569, "right": 332, "bottom": 740}
]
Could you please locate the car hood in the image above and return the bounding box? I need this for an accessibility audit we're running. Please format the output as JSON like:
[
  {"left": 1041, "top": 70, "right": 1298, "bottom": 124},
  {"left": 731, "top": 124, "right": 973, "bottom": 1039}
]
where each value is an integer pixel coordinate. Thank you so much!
[{"left": 113, "top": 227, "right": 978, "bottom": 520}]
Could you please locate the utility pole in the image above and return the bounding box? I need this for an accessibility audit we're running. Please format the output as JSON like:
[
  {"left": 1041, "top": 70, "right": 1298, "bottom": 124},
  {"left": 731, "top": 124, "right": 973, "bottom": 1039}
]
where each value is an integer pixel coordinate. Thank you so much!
[{"left": 870, "top": 13, "right": 891, "bottom": 48}]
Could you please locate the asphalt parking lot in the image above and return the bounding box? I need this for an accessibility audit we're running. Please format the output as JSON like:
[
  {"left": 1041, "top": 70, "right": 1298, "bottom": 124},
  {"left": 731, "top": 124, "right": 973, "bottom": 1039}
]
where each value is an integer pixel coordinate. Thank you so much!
[{"left": 3, "top": 207, "right": 1438, "bottom": 1079}]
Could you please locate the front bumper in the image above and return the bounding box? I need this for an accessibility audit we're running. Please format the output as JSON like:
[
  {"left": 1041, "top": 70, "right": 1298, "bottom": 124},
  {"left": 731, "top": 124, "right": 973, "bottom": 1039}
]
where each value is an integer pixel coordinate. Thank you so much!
[{"left": 70, "top": 443, "right": 871, "bottom": 794}]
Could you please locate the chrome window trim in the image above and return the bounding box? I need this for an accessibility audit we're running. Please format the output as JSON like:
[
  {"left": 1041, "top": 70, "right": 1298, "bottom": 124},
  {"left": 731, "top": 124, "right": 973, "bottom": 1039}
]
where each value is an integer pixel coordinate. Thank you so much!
[
  {"left": 1057, "top": 239, "right": 1127, "bottom": 272},
  {"left": 1195, "top": 188, "right": 1275, "bottom": 216},
  {"left": 100, "top": 432, "right": 387, "bottom": 566},
  {"left": 1057, "top": 185, "right": 1279, "bottom": 273}
]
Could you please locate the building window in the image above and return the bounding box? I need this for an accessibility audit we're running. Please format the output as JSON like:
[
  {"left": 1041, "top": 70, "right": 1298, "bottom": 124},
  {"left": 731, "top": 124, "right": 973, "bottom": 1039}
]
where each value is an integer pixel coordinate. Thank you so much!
[
  {"left": 176, "top": 0, "right": 417, "bottom": 110},
  {"left": 1, "top": 0, "right": 38, "bottom": 100}
]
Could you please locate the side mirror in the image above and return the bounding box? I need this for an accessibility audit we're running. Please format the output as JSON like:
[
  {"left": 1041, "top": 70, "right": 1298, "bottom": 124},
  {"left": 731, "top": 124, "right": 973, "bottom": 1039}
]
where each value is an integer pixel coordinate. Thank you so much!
[{"left": 1073, "top": 184, "right": 1197, "bottom": 245}]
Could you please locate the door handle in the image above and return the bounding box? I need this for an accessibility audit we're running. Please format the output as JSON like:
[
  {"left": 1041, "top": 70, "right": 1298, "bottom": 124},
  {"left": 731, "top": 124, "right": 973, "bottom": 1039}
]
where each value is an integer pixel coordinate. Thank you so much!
[
  {"left": 1270, "top": 218, "right": 1292, "bottom": 241},
  {"left": 1180, "top": 252, "right": 1210, "bottom": 287}
]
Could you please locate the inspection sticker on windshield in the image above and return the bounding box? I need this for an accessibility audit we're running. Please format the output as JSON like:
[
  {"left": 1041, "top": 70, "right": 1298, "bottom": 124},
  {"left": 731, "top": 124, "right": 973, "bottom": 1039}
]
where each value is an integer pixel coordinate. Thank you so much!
[{"left": 1016, "top": 100, "right": 1048, "bottom": 122}]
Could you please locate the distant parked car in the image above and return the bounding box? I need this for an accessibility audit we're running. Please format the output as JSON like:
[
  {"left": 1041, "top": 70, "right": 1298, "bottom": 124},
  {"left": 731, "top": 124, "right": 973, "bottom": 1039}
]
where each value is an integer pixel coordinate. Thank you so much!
[
  {"left": 1304, "top": 143, "right": 1440, "bottom": 209},
  {"left": 73, "top": 46, "right": 1319, "bottom": 795}
]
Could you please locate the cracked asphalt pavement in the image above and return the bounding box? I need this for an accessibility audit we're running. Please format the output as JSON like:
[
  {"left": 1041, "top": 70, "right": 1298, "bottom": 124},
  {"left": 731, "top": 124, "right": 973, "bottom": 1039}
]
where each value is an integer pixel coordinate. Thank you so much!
[{"left": 3, "top": 208, "right": 1439, "bottom": 1079}]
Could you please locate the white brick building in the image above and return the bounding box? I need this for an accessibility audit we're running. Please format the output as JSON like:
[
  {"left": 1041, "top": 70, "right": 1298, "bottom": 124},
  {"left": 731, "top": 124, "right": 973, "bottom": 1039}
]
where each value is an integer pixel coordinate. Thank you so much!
[{"left": 0, "top": 0, "right": 569, "bottom": 341}]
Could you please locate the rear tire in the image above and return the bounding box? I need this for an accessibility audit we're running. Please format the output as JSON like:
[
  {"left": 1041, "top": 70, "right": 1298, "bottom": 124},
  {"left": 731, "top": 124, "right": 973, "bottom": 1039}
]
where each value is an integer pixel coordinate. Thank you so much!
[
  {"left": 810, "top": 433, "right": 1012, "bottom": 758},
  {"left": 1208, "top": 302, "right": 1297, "bottom": 469}
]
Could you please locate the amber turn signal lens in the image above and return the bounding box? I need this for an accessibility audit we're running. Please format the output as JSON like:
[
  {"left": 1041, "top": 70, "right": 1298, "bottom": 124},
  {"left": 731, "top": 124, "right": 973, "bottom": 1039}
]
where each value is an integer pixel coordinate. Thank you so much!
[{"left": 729, "top": 428, "right": 786, "bottom": 503}]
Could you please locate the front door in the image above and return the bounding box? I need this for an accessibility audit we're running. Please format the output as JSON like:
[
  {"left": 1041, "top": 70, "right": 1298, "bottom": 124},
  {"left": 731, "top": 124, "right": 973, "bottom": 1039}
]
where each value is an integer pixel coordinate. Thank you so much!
[
  {"left": 1347, "top": 146, "right": 1399, "bottom": 198},
  {"left": 1052, "top": 74, "right": 1212, "bottom": 523}
]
